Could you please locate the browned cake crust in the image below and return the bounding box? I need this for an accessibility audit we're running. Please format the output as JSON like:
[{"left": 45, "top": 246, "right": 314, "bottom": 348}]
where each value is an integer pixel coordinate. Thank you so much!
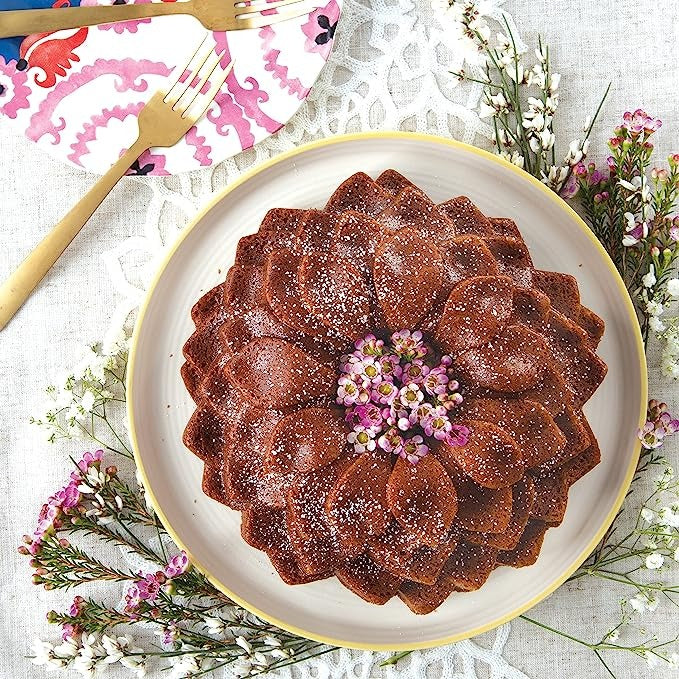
[{"left": 181, "top": 170, "right": 607, "bottom": 614}]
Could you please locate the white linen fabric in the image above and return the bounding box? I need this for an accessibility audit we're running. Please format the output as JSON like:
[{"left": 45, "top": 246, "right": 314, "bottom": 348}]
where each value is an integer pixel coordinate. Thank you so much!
[{"left": 1, "top": 0, "right": 678, "bottom": 677}]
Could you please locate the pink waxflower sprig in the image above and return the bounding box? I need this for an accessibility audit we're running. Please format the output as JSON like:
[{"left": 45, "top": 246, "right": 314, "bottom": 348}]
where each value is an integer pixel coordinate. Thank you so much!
[
  {"left": 337, "top": 330, "right": 469, "bottom": 463},
  {"left": 575, "top": 110, "right": 679, "bottom": 350},
  {"left": 638, "top": 399, "right": 679, "bottom": 450}
]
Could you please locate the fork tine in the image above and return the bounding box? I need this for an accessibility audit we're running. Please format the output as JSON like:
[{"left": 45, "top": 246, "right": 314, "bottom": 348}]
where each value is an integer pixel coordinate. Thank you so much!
[
  {"left": 164, "top": 36, "right": 214, "bottom": 107},
  {"left": 183, "top": 60, "right": 235, "bottom": 122},
  {"left": 234, "top": 0, "right": 303, "bottom": 8},
  {"left": 162, "top": 34, "right": 208, "bottom": 98},
  {"left": 175, "top": 49, "right": 223, "bottom": 113},
  {"left": 234, "top": 0, "right": 307, "bottom": 14},
  {"left": 235, "top": 4, "right": 311, "bottom": 28}
]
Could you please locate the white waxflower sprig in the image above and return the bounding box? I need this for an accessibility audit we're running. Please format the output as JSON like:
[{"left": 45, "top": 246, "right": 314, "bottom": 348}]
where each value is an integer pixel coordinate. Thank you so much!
[{"left": 432, "top": 0, "right": 608, "bottom": 196}]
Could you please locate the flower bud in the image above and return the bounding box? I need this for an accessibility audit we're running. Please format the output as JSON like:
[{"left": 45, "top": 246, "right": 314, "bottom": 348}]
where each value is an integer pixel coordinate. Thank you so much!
[
  {"left": 46, "top": 610, "right": 59, "bottom": 623},
  {"left": 32, "top": 574, "right": 43, "bottom": 585},
  {"left": 35, "top": 567, "right": 48, "bottom": 576},
  {"left": 650, "top": 246, "right": 660, "bottom": 258},
  {"left": 59, "top": 538, "right": 70, "bottom": 548},
  {"left": 165, "top": 581, "right": 177, "bottom": 596},
  {"left": 663, "top": 248, "right": 672, "bottom": 263},
  {"left": 106, "top": 465, "right": 118, "bottom": 476},
  {"left": 17, "top": 545, "right": 29, "bottom": 555},
  {"left": 44, "top": 583, "right": 55, "bottom": 591}
]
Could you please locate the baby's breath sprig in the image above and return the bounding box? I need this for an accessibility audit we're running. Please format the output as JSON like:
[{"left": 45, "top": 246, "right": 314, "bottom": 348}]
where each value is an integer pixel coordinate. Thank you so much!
[{"left": 32, "top": 329, "right": 133, "bottom": 457}]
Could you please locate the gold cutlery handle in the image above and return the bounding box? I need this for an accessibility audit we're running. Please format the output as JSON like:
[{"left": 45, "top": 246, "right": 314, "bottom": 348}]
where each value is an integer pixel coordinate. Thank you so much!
[
  {"left": 0, "top": 136, "right": 149, "bottom": 330},
  {"left": 0, "top": 1, "right": 186, "bottom": 38}
]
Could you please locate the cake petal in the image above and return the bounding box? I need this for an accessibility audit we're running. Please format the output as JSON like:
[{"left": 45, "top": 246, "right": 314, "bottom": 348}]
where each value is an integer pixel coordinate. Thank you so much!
[
  {"left": 265, "top": 407, "right": 348, "bottom": 473},
  {"left": 386, "top": 456, "right": 458, "bottom": 546},
  {"left": 335, "top": 553, "right": 402, "bottom": 605},
  {"left": 191, "top": 282, "right": 225, "bottom": 325},
  {"left": 453, "top": 476, "right": 513, "bottom": 533},
  {"left": 496, "top": 519, "right": 548, "bottom": 567},
  {"left": 224, "top": 264, "right": 267, "bottom": 310},
  {"left": 488, "top": 217, "right": 522, "bottom": 239},
  {"left": 181, "top": 361, "right": 203, "bottom": 403},
  {"left": 264, "top": 249, "right": 328, "bottom": 335},
  {"left": 241, "top": 505, "right": 288, "bottom": 551},
  {"left": 182, "top": 402, "right": 227, "bottom": 462},
  {"left": 325, "top": 172, "right": 393, "bottom": 216},
  {"left": 437, "top": 196, "right": 494, "bottom": 236},
  {"left": 234, "top": 208, "right": 301, "bottom": 266},
  {"left": 531, "top": 406, "right": 591, "bottom": 476},
  {"left": 224, "top": 337, "right": 335, "bottom": 409},
  {"left": 368, "top": 520, "right": 457, "bottom": 585},
  {"left": 398, "top": 574, "right": 460, "bottom": 615},
  {"left": 532, "top": 270, "right": 581, "bottom": 321},
  {"left": 510, "top": 367, "right": 574, "bottom": 417},
  {"left": 509, "top": 287, "right": 551, "bottom": 327},
  {"left": 435, "top": 276, "right": 514, "bottom": 354},
  {"left": 441, "top": 420, "right": 524, "bottom": 489},
  {"left": 295, "top": 209, "right": 342, "bottom": 254},
  {"left": 222, "top": 404, "right": 284, "bottom": 510},
  {"left": 529, "top": 470, "right": 569, "bottom": 526},
  {"left": 458, "top": 397, "right": 566, "bottom": 469},
  {"left": 437, "top": 236, "right": 500, "bottom": 292},
  {"left": 374, "top": 229, "right": 443, "bottom": 330},
  {"left": 577, "top": 305, "right": 605, "bottom": 348},
  {"left": 454, "top": 324, "right": 551, "bottom": 392},
  {"left": 326, "top": 454, "right": 392, "bottom": 548},
  {"left": 527, "top": 310, "right": 609, "bottom": 407},
  {"left": 375, "top": 187, "right": 456, "bottom": 240},
  {"left": 201, "top": 456, "right": 226, "bottom": 504},
  {"left": 444, "top": 541, "right": 498, "bottom": 591},
  {"left": 183, "top": 317, "right": 227, "bottom": 376},
  {"left": 560, "top": 423, "right": 601, "bottom": 487},
  {"left": 299, "top": 252, "right": 372, "bottom": 339},
  {"left": 483, "top": 236, "right": 533, "bottom": 287},
  {"left": 464, "top": 475, "right": 535, "bottom": 550},
  {"left": 376, "top": 169, "right": 426, "bottom": 196},
  {"left": 286, "top": 458, "right": 357, "bottom": 573},
  {"left": 267, "top": 544, "right": 333, "bottom": 585}
]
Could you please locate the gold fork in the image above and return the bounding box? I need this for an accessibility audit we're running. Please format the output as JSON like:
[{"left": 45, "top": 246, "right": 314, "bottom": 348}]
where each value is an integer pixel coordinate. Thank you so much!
[
  {"left": 0, "top": 37, "right": 234, "bottom": 330},
  {"left": 0, "top": 0, "right": 310, "bottom": 38}
]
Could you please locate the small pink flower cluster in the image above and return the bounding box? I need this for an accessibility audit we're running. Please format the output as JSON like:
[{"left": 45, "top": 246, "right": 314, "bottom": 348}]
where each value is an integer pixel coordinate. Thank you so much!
[
  {"left": 638, "top": 399, "right": 679, "bottom": 450},
  {"left": 19, "top": 450, "right": 104, "bottom": 556},
  {"left": 123, "top": 551, "right": 189, "bottom": 618},
  {"left": 619, "top": 109, "right": 663, "bottom": 137},
  {"left": 60, "top": 596, "right": 85, "bottom": 640},
  {"left": 337, "top": 330, "right": 469, "bottom": 464}
]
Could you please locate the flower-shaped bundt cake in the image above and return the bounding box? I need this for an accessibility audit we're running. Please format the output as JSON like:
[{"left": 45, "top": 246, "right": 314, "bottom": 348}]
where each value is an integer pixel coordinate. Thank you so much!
[{"left": 181, "top": 170, "right": 607, "bottom": 614}]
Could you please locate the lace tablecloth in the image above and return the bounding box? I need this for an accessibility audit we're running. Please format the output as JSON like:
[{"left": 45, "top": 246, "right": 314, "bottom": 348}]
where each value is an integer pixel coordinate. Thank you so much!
[{"left": 2, "top": 0, "right": 678, "bottom": 677}]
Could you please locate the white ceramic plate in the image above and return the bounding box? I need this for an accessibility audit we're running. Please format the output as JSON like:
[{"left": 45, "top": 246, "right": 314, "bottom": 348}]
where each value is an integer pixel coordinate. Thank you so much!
[{"left": 128, "top": 132, "right": 647, "bottom": 650}]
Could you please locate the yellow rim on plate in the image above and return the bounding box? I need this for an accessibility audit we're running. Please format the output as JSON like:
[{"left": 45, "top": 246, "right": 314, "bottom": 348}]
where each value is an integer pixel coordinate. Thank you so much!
[{"left": 127, "top": 131, "right": 648, "bottom": 651}]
